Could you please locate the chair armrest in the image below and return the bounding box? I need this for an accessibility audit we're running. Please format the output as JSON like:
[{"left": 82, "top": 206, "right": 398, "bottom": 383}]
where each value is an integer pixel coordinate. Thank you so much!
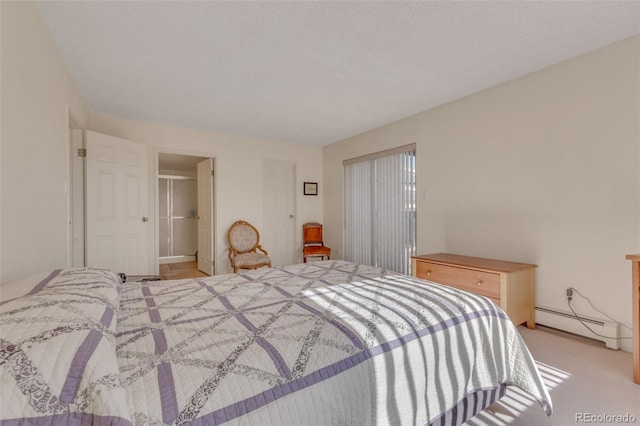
[{"left": 257, "top": 245, "right": 268, "bottom": 255}]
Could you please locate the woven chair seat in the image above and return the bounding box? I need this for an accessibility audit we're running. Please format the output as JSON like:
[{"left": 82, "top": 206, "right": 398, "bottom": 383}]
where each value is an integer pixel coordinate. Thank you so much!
[{"left": 234, "top": 252, "right": 271, "bottom": 268}]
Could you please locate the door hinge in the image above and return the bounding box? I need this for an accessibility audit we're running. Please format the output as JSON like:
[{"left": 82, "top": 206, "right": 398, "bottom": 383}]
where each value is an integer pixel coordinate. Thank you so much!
[
  {"left": 77, "top": 148, "right": 87, "bottom": 157},
  {"left": 211, "top": 169, "right": 215, "bottom": 177}
]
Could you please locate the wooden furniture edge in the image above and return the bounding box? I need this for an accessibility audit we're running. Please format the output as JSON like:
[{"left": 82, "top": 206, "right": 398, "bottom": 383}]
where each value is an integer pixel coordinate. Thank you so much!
[
  {"left": 412, "top": 253, "right": 537, "bottom": 273},
  {"left": 626, "top": 254, "right": 640, "bottom": 384}
]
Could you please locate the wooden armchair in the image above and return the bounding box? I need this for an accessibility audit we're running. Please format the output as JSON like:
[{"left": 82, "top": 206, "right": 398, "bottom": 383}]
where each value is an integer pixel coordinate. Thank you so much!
[
  {"left": 227, "top": 220, "right": 271, "bottom": 273},
  {"left": 302, "top": 222, "right": 331, "bottom": 262}
]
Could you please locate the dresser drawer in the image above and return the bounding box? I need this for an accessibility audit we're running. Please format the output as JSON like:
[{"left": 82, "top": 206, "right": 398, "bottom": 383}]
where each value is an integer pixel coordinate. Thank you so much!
[{"left": 415, "top": 261, "right": 500, "bottom": 299}]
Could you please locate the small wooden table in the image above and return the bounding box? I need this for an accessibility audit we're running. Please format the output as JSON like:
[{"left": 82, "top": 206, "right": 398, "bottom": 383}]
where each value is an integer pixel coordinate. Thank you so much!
[{"left": 625, "top": 254, "right": 640, "bottom": 384}]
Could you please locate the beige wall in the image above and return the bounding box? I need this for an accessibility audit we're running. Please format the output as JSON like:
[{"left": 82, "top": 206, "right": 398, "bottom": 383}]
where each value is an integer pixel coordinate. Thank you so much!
[
  {"left": 324, "top": 35, "right": 640, "bottom": 351},
  {"left": 1, "top": 1, "right": 89, "bottom": 282},
  {"left": 89, "top": 114, "right": 323, "bottom": 275}
]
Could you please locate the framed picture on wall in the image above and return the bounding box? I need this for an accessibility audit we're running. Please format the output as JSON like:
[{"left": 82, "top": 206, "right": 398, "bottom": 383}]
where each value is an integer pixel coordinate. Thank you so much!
[{"left": 304, "top": 182, "right": 318, "bottom": 196}]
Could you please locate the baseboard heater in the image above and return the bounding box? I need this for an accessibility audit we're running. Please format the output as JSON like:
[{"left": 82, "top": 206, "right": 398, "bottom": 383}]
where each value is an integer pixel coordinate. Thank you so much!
[{"left": 535, "top": 306, "right": 620, "bottom": 350}]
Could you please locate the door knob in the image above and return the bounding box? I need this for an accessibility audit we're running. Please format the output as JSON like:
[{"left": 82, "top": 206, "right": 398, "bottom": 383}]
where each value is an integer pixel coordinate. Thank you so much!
[
  {"left": 142, "top": 217, "right": 149, "bottom": 222},
  {"left": 289, "top": 214, "right": 294, "bottom": 219}
]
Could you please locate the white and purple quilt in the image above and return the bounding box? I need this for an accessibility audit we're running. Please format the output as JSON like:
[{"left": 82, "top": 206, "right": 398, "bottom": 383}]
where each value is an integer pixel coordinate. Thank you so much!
[{"left": 1, "top": 261, "right": 552, "bottom": 425}]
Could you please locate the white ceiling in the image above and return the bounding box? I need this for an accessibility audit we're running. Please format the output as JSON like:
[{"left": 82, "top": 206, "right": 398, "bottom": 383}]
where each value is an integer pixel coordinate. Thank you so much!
[{"left": 36, "top": 1, "right": 640, "bottom": 146}]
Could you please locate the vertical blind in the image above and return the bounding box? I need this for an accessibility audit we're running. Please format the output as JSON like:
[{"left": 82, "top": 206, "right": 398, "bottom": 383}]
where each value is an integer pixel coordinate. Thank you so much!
[{"left": 344, "top": 144, "right": 416, "bottom": 275}]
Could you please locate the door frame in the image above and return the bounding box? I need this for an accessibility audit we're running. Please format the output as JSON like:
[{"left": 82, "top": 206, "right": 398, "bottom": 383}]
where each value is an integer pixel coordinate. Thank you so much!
[
  {"left": 68, "top": 124, "right": 84, "bottom": 267},
  {"left": 154, "top": 148, "right": 217, "bottom": 274},
  {"left": 66, "top": 111, "right": 84, "bottom": 268}
]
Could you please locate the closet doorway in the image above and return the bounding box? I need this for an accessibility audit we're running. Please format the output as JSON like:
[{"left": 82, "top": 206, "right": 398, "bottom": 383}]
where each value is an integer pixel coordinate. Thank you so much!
[{"left": 158, "top": 153, "right": 215, "bottom": 277}]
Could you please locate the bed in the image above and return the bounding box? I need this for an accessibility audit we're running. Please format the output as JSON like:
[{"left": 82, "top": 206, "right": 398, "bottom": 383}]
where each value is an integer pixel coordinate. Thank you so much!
[{"left": 0, "top": 260, "right": 552, "bottom": 425}]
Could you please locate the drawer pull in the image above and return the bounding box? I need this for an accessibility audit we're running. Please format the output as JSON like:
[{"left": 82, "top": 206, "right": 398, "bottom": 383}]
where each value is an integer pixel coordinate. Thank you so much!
[
  {"left": 476, "top": 281, "right": 483, "bottom": 286},
  {"left": 427, "top": 270, "right": 431, "bottom": 276}
]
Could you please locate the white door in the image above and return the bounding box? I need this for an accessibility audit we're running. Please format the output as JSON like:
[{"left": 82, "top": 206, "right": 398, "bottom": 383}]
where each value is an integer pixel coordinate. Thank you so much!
[
  {"left": 197, "top": 159, "right": 214, "bottom": 275},
  {"left": 86, "top": 131, "right": 150, "bottom": 275},
  {"left": 263, "top": 161, "right": 295, "bottom": 266}
]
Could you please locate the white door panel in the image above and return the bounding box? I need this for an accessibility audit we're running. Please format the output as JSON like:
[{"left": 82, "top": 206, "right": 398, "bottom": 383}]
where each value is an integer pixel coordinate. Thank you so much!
[
  {"left": 263, "top": 161, "right": 295, "bottom": 267},
  {"left": 86, "top": 131, "right": 150, "bottom": 275},
  {"left": 197, "top": 159, "right": 214, "bottom": 275}
]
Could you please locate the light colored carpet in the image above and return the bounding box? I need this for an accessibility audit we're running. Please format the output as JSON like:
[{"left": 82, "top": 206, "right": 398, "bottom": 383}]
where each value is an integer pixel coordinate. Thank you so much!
[{"left": 466, "top": 325, "right": 640, "bottom": 425}]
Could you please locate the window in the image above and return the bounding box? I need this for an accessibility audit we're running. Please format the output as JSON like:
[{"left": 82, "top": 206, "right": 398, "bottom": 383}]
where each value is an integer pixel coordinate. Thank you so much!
[{"left": 344, "top": 144, "right": 416, "bottom": 274}]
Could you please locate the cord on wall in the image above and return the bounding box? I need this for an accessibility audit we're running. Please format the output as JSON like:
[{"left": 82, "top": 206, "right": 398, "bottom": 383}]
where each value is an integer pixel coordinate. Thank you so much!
[
  {"left": 565, "top": 287, "right": 632, "bottom": 341},
  {"left": 568, "top": 286, "right": 632, "bottom": 331}
]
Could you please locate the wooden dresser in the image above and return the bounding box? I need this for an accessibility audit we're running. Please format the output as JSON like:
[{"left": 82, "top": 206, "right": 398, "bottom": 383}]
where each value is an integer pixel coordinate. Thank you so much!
[
  {"left": 412, "top": 253, "right": 537, "bottom": 329},
  {"left": 625, "top": 254, "right": 640, "bottom": 384}
]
